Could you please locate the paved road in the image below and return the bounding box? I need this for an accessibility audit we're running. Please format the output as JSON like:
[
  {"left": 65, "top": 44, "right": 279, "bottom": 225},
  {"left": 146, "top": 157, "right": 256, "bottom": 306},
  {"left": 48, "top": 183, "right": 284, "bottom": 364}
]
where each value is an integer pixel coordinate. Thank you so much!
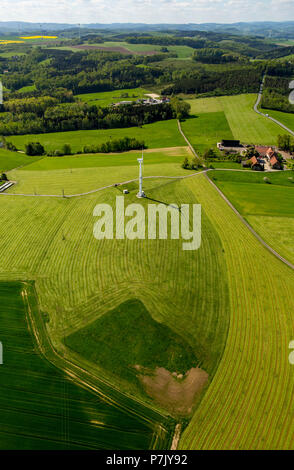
[{"left": 254, "top": 75, "right": 294, "bottom": 137}]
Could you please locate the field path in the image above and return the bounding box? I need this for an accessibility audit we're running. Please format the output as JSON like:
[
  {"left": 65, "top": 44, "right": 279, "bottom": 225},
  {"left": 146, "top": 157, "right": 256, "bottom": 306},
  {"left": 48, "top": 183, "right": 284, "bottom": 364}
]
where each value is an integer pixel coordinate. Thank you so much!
[
  {"left": 22, "top": 285, "right": 174, "bottom": 449},
  {"left": 0, "top": 171, "right": 205, "bottom": 198},
  {"left": 176, "top": 120, "right": 294, "bottom": 271},
  {"left": 177, "top": 120, "right": 202, "bottom": 161},
  {"left": 205, "top": 173, "right": 294, "bottom": 270}
]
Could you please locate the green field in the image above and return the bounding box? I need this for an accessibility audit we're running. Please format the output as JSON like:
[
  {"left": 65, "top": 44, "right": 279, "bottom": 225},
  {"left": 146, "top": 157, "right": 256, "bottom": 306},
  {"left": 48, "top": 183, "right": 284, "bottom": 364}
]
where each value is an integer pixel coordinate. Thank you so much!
[
  {"left": 0, "top": 282, "right": 166, "bottom": 449},
  {"left": 6, "top": 147, "right": 194, "bottom": 195},
  {"left": 0, "top": 177, "right": 231, "bottom": 419},
  {"left": 261, "top": 108, "right": 294, "bottom": 131},
  {"left": 17, "top": 84, "right": 37, "bottom": 93},
  {"left": 1, "top": 88, "right": 294, "bottom": 448},
  {"left": 65, "top": 299, "right": 198, "bottom": 396},
  {"left": 181, "top": 111, "right": 234, "bottom": 155},
  {"left": 76, "top": 88, "right": 150, "bottom": 108},
  {"left": 9, "top": 120, "right": 185, "bottom": 154},
  {"left": 49, "top": 41, "right": 194, "bottom": 59},
  {"left": 208, "top": 162, "right": 246, "bottom": 169},
  {"left": 183, "top": 94, "right": 290, "bottom": 154},
  {"left": 180, "top": 175, "right": 294, "bottom": 449},
  {"left": 1, "top": 161, "right": 294, "bottom": 448},
  {"left": 89, "top": 41, "right": 194, "bottom": 59},
  {"left": 21, "top": 147, "right": 190, "bottom": 171},
  {"left": 209, "top": 170, "right": 294, "bottom": 264}
]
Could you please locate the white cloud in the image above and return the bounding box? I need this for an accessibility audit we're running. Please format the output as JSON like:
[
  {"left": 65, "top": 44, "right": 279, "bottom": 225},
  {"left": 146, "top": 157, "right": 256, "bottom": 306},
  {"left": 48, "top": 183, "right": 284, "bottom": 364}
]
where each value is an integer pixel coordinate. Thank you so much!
[{"left": 0, "top": 0, "right": 293, "bottom": 23}]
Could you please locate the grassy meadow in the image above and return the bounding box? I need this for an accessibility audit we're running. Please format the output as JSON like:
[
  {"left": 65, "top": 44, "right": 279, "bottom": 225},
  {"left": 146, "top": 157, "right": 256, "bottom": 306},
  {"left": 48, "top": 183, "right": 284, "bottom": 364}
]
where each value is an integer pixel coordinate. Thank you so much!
[
  {"left": 0, "top": 178, "right": 231, "bottom": 416},
  {"left": 20, "top": 147, "right": 191, "bottom": 171},
  {"left": 261, "top": 108, "right": 294, "bottom": 131},
  {"left": 183, "top": 94, "right": 290, "bottom": 155},
  {"left": 209, "top": 170, "right": 294, "bottom": 264},
  {"left": 1, "top": 89, "right": 294, "bottom": 448},
  {"left": 6, "top": 147, "right": 194, "bottom": 195},
  {"left": 86, "top": 41, "right": 194, "bottom": 59},
  {"left": 0, "top": 282, "right": 164, "bottom": 449},
  {"left": 180, "top": 175, "right": 294, "bottom": 449},
  {"left": 76, "top": 87, "right": 150, "bottom": 108},
  {"left": 0, "top": 159, "right": 294, "bottom": 447},
  {"left": 9, "top": 120, "right": 185, "bottom": 154}
]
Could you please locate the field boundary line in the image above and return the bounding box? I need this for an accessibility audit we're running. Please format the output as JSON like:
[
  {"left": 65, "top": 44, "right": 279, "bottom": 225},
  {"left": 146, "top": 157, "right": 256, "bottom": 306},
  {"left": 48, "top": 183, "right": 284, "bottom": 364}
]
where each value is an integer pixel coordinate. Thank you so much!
[
  {"left": 177, "top": 119, "right": 202, "bottom": 161},
  {"left": 205, "top": 173, "right": 294, "bottom": 270},
  {"left": 0, "top": 171, "right": 208, "bottom": 198}
]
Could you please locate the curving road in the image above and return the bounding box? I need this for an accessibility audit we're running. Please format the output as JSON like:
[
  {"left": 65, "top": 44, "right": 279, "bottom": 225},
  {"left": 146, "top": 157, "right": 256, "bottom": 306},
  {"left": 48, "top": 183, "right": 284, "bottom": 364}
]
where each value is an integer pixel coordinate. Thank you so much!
[{"left": 254, "top": 75, "right": 294, "bottom": 137}]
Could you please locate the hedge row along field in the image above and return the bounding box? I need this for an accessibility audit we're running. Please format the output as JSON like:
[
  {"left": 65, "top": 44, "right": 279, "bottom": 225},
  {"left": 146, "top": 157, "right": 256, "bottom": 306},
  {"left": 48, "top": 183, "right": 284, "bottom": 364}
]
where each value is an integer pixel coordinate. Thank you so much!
[{"left": 180, "top": 175, "right": 294, "bottom": 449}]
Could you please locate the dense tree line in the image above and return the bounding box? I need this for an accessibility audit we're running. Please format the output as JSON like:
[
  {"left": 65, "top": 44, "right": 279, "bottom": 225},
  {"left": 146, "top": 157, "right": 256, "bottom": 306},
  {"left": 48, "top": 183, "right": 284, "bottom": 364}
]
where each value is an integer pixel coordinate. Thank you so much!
[
  {"left": 162, "top": 66, "right": 262, "bottom": 96},
  {"left": 125, "top": 35, "right": 209, "bottom": 49},
  {"left": 0, "top": 48, "right": 166, "bottom": 95},
  {"left": 193, "top": 48, "right": 242, "bottom": 64},
  {"left": 82, "top": 137, "right": 146, "bottom": 154},
  {"left": 257, "top": 45, "right": 294, "bottom": 60},
  {"left": 277, "top": 134, "right": 294, "bottom": 152}
]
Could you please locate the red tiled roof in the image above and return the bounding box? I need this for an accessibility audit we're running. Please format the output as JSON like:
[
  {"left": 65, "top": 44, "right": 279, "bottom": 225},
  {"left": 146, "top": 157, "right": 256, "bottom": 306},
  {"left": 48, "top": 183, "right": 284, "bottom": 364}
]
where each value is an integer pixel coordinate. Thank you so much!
[
  {"left": 251, "top": 156, "right": 258, "bottom": 165},
  {"left": 270, "top": 156, "right": 279, "bottom": 165},
  {"left": 255, "top": 146, "right": 268, "bottom": 156},
  {"left": 267, "top": 149, "right": 275, "bottom": 158}
]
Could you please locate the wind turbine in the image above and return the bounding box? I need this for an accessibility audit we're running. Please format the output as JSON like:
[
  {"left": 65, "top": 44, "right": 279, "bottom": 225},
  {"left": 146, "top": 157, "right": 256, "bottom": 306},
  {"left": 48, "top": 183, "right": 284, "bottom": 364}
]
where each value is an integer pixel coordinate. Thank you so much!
[{"left": 137, "top": 149, "right": 146, "bottom": 198}]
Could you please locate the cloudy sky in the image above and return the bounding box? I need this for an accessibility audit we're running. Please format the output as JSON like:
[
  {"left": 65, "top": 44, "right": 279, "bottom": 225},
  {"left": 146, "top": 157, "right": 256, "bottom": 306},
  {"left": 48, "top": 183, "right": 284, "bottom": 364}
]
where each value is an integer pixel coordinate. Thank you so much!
[{"left": 0, "top": 0, "right": 293, "bottom": 24}]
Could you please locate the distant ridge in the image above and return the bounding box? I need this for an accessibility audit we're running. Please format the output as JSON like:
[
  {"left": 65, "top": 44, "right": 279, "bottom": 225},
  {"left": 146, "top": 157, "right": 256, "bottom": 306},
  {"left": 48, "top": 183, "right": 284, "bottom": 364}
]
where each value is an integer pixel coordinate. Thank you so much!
[{"left": 0, "top": 21, "right": 294, "bottom": 38}]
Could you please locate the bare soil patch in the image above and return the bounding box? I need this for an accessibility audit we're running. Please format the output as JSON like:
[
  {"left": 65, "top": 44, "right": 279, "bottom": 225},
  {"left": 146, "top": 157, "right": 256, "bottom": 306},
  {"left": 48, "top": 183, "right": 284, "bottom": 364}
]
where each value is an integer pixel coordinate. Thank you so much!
[
  {"left": 136, "top": 366, "right": 208, "bottom": 416},
  {"left": 72, "top": 45, "right": 133, "bottom": 54},
  {"left": 72, "top": 45, "right": 159, "bottom": 56}
]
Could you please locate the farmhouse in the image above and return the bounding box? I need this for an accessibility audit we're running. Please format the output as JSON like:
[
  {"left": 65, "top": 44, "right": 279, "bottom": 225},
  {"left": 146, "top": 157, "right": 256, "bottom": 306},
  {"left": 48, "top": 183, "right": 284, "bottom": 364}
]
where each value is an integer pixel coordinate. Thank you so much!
[
  {"left": 255, "top": 146, "right": 276, "bottom": 159},
  {"left": 255, "top": 146, "right": 269, "bottom": 157},
  {"left": 251, "top": 156, "right": 264, "bottom": 171},
  {"left": 221, "top": 139, "right": 241, "bottom": 147},
  {"left": 217, "top": 139, "right": 245, "bottom": 152}
]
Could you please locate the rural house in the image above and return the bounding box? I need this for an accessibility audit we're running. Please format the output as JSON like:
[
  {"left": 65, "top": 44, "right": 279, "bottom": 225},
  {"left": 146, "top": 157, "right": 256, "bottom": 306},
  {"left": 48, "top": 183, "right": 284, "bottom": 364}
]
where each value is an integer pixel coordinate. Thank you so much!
[
  {"left": 250, "top": 156, "right": 264, "bottom": 171},
  {"left": 270, "top": 155, "right": 282, "bottom": 170}
]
